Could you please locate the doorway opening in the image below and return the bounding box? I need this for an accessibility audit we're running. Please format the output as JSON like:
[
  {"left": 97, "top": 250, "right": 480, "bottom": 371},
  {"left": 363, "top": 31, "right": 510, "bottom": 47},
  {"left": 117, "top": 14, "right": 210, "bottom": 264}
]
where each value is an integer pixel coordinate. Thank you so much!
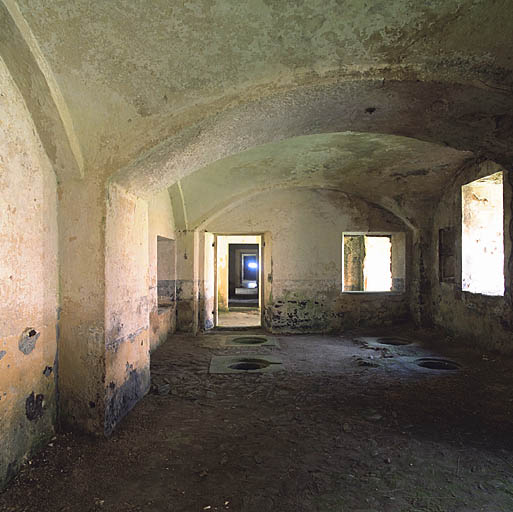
[{"left": 216, "top": 235, "right": 262, "bottom": 328}]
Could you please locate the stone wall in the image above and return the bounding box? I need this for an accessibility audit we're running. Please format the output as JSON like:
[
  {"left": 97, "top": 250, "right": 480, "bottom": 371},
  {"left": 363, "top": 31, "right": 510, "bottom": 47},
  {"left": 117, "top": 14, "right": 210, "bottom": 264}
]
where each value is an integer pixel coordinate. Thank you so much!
[
  {"left": 148, "top": 190, "right": 177, "bottom": 352},
  {"left": 175, "top": 231, "right": 200, "bottom": 333},
  {"left": 200, "top": 232, "right": 215, "bottom": 330},
  {"left": 104, "top": 183, "right": 151, "bottom": 434},
  {"left": 0, "top": 57, "right": 59, "bottom": 489},
  {"left": 431, "top": 161, "right": 513, "bottom": 353},
  {"left": 205, "top": 188, "right": 411, "bottom": 333}
]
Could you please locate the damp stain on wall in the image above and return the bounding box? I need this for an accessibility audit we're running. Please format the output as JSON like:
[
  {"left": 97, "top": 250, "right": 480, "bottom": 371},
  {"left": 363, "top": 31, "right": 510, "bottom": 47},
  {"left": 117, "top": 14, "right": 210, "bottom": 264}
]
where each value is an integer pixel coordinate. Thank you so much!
[
  {"left": 18, "top": 329, "right": 40, "bottom": 355},
  {"left": 25, "top": 392, "right": 44, "bottom": 421}
]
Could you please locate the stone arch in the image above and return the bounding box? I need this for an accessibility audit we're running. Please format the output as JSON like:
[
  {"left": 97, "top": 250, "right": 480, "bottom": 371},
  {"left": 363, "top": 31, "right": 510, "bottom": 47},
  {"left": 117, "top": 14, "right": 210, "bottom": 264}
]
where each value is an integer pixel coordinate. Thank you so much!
[
  {"left": 102, "top": 78, "right": 513, "bottom": 435},
  {"left": 0, "top": 0, "right": 83, "bottom": 181},
  {"left": 111, "top": 79, "right": 513, "bottom": 197},
  {"left": 194, "top": 183, "right": 416, "bottom": 233},
  {"left": 164, "top": 130, "right": 473, "bottom": 233}
]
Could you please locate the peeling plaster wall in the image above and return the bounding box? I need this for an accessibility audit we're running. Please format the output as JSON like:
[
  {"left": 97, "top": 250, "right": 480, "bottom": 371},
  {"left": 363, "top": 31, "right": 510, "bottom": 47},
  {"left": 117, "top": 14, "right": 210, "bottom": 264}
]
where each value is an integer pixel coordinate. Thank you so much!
[
  {"left": 217, "top": 238, "right": 229, "bottom": 312},
  {"left": 105, "top": 183, "right": 150, "bottom": 434},
  {"left": 1, "top": 0, "right": 512, "bottom": 492},
  {"left": 182, "top": 133, "right": 471, "bottom": 232},
  {"left": 14, "top": 1, "right": 513, "bottom": 178},
  {"left": 431, "top": 161, "right": 513, "bottom": 353},
  {"left": 262, "top": 232, "right": 273, "bottom": 329},
  {"left": 1, "top": 0, "right": 512, "bottom": 490},
  {"left": 175, "top": 230, "right": 200, "bottom": 333},
  {"left": 148, "top": 190, "right": 176, "bottom": 352},
  {"left": 57, "top": 174, "right": 107, "bottom": 435},
  {"left": 205, "top": 188, "right": 410, "bottom": 332},
  {"left": 201, "top": 232, "right": 215, "bottom": 330},
  {"left": 0, "top": 57, "right": 58, "bottom": 489}
]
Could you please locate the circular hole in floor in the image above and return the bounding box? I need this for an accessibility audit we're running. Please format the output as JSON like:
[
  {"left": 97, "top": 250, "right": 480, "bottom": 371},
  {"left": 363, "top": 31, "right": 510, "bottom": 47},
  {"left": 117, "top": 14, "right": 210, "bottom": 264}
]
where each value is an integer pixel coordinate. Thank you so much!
[
  {"left": 228, "top": 358, "right": 274, "bottom": 371},
  {"left": 231, "top": 336, "right": 267, "bottom": 345},
  {"left": 416, "top": 358, "right": 460, "bottom": 370},
  {"left": 377, "top": 337, "right": 412, "bottom": 346}
]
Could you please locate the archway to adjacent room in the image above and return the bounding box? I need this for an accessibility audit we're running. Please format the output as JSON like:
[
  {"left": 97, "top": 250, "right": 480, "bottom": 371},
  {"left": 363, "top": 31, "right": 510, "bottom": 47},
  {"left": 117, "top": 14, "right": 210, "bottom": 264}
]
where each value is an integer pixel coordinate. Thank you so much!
[{"left": 214, "top": 234, "right": 262, "bottom": 329}]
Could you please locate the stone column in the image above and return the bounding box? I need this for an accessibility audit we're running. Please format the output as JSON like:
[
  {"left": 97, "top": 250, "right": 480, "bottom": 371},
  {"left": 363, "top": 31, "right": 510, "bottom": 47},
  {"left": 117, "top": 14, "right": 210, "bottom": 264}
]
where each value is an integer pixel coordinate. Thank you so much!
[
  {"left": 175, "top": 229, "right": 200, "bottom": 333},
  {"left": 410, "top": 228, "right": 434, "bottom": 327},
  {"left": 58, "top": 173, "right": 107, "bottom": 433}
]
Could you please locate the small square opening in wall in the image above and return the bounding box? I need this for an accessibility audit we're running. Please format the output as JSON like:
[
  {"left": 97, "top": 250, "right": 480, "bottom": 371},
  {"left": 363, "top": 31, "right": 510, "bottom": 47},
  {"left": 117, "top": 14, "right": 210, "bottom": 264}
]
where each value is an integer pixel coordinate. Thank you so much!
[
  {"left": 157, "top": 236, "right": 176, "bottom": 307},
  {"left": 439, "top": 227, "right": 456, "bottom": 282},
  {"left": 462, "top": 171, "right": 504, "bottom": 296},
  {"left": 342, "top": 233, "right": 405, "bottom": 292}
]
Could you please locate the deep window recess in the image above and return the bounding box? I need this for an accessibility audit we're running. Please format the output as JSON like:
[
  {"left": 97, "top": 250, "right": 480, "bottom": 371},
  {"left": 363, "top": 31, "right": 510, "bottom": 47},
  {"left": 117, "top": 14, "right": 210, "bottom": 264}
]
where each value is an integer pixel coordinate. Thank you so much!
[
  {"left": 342, "top": 233, "right": 405, "bottom": 292},
  {"left": 461, "top": 171, "right": 504, "bottom": 296},
  {"left": 157, "top": 236, "right": 176, "bottom": 307}
]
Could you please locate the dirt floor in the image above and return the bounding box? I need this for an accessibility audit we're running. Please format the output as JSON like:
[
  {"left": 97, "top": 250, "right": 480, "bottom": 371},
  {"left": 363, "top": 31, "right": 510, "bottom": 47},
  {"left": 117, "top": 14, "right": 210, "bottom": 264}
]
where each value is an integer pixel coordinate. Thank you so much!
[
  {"left": 2, "top": 326, "right": 513, "bottom": 512},
  {"left": 217, "top": 309, "right": 261, "bottom": 328}
]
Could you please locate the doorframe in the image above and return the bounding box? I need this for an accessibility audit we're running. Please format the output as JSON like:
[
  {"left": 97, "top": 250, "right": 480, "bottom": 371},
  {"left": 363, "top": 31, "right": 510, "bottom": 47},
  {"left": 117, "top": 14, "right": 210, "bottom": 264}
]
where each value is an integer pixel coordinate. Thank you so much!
[
  {"left": 212, "top": 233, "right": 264, "bottom": 329},
  {"left": 259, "top": 236, "right": 264, "bottom": 327},
  {"left": 213, "top": 234, "right": 218, "bottom": 327}
]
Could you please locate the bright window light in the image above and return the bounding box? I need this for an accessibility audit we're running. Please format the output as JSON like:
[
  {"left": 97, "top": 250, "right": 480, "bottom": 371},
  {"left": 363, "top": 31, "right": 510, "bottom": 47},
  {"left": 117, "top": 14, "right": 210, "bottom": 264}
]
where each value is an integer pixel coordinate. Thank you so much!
[
  {"left": 363, "top": 236, "right": 392, "bottom": 291},
  {"left": 462, "top": 171, "right": 504, "bottom": 296},
  {"left": 247, "top": 262, "right": 258, "bottom": 269},
  {"left": 343, "top": 234, "right": 393, "bottom": 292}
]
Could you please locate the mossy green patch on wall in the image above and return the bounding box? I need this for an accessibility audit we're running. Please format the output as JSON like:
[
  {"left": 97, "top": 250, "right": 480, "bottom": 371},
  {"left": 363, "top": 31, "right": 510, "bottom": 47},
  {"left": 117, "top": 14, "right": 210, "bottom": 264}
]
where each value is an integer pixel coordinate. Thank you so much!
[{"left": 205, "top": 187, "right": 410, "bottom": 333}]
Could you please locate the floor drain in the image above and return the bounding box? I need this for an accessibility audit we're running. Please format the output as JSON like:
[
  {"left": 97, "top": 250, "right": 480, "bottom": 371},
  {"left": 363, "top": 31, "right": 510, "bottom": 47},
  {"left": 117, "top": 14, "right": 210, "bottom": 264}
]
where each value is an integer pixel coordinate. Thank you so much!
[
  {"left": 210, "top": 355, "right": 283, "bottom": 374},
  {"left": 231, "top": 336, "right": 267, "bottom": 345},
  {"left": 377, "top": 337, "right": 412, "bottom": 346},
  {"left": 229, "top": 360, "right": 269, "bottom": 370},
  {"left": 224, "top": 336, "right": 279, "bottom": 348},
  {"left": 416, "top": 358, "right": 460, "bottom": 370}
]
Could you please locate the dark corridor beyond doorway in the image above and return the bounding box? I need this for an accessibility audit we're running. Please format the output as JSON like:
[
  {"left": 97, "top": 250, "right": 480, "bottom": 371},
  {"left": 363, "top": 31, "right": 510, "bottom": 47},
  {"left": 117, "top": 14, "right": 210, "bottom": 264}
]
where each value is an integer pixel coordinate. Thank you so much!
[{"left": 228, "top": 243, "right": 259, "bottom": 309}]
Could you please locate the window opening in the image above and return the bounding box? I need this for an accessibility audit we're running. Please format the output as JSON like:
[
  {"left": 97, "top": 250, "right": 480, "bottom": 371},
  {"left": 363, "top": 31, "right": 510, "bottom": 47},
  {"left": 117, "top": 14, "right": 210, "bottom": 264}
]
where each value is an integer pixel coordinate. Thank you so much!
[
  {"left": 363, "top": 236, "right": 392, "bottom": 291},
  {"left": 461, "top": 171, "right": 504, "bottom": 296},
  {"left": 157, "top": 236, "right": 176, "bottom": 308},
  {"left": 343, "top": 234, "right": 395, "bottom": 292}
]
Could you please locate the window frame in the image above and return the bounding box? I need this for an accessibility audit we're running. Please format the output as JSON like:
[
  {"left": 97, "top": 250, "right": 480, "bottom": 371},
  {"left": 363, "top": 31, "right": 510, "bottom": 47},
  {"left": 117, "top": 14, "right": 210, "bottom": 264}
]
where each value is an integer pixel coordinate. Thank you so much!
[
  {"left": 342, "top": 231, "right": 406, "bottom": 294},
  {"left": 461, "top": 171, "right": 504, "bottom": 297}
]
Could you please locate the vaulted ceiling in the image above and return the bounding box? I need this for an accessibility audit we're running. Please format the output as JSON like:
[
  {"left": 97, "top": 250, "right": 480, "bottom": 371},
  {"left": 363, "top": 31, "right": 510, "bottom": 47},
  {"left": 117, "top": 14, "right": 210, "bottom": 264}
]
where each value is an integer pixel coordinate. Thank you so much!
[
  {"left": 171, "top": 132, "right": 473, "bottom": 229},
  {"left": 2, "top": 0, "right": 513, "bottom": 205}
]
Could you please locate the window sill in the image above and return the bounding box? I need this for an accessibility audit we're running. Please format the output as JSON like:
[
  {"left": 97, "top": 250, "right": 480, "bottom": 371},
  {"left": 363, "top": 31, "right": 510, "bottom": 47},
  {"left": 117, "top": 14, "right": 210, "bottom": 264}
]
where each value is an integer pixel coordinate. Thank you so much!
[
  {"left": 342, "top": 291, "right": 404, "bottom": 295},
  {"left": 158, "top": 304, "right": 175, "bottom": 314},
  {"left": 461, "top": 290, "right": 504, "bottom": 299}
]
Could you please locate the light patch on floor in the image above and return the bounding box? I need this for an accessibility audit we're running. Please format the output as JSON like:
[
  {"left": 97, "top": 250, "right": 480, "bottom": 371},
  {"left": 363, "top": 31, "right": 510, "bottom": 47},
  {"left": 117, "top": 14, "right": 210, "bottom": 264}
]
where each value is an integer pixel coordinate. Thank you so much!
[{"left": 217, "top": 309, "right": 261, "bottom": 328}]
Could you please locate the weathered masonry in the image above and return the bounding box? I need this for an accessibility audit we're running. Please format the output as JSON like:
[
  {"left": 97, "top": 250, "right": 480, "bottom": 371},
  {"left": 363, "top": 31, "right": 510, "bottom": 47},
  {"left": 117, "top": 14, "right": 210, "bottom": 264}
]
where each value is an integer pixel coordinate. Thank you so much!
[{"left": 1, "top": 0, "right": 513, "bottom": 491}]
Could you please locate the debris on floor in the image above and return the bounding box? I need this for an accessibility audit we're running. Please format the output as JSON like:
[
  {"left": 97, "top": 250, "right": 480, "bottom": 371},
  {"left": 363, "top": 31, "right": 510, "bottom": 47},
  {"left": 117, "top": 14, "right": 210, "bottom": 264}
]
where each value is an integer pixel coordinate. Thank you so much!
[{"left": 2, "top": 328, "right": 513, "bottom": 512}]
